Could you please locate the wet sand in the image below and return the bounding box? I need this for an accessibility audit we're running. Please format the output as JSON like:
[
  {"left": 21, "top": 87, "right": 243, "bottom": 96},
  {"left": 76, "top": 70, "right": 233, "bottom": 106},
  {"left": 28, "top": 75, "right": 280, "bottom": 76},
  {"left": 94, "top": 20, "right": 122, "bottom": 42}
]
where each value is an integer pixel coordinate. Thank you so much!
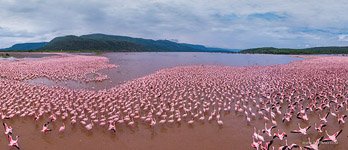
[
  {"left": 0, "top": 115, "right": 252, "bottom": 150},
  {"left": 0, "top": 108, "right": 346, "bottom": 150}
]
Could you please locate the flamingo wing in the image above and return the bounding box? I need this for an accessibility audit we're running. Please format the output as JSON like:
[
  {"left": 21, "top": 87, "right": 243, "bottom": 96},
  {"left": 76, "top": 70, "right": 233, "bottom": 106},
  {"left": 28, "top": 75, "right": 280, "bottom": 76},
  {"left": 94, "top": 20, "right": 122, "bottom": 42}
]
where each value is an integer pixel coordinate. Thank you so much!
[
  {"left": 289, "top": 144, "right": 299, "bottom": 149},
  {"left": 290, "top": 130, "right": 300, "bottom": 133},
  {"left": 296, "top": 113, "right": 302, "bottom": 119},
  {"left": 279, "top": 146, "right": 288, "bottom": 150},
  {"left": 266, "top": 140, "right": 273, "bottom": 150},
  {"left": 334, "top": 129, "right": 342, "bottom": 138},
  {"left": 321, "top": 124, "right": 327, "bottom": 128},
  {"left": 324, "top": 112, "right": 329, "bottom": 118},
  {"left": 316, "top": 136, "right": 324, "bottom": 145},
  {"left": 321, "top": 137, "right": 332, "bottom": 142},
  {"left": 306, "top": 126, "right": 311, "bottom": 131},
  {"left": 271, "top": 125, "right": 277, "bottom": 130}
]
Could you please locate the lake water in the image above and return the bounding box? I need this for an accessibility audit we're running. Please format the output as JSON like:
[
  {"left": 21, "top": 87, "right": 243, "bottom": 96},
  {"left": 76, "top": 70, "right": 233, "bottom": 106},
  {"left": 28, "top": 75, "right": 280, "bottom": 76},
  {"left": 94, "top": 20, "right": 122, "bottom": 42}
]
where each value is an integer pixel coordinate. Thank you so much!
[
  {"left": 27, "top": 52, "right": 302, "bottom": 90},
  {"left": 2, "top": 53, "right": 345, "bottom": 150}
]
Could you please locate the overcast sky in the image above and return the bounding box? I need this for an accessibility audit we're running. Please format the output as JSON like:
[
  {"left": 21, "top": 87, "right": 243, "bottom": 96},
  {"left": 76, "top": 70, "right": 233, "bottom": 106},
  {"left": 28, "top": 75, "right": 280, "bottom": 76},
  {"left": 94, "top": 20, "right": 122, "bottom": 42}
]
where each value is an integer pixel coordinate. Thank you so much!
[{"left": 1, "top": 0, "right": 348, "bottom": 49}]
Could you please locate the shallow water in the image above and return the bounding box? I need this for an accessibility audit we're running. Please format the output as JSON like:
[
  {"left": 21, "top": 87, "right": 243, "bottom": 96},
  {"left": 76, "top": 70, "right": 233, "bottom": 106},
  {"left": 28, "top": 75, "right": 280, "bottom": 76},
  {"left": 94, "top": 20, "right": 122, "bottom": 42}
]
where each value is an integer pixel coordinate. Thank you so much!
[
  {"left": 0, "top": 114, "right": 252, "bottom": 150},
  {"left": 1, "top": 104, "right": 346, "bottom": 150},
  {"left": 27, "top": 52, "right": 301, "bottom": 90},
  {"left": 1, "top": 53, "right": 347, "bottom": 150}
]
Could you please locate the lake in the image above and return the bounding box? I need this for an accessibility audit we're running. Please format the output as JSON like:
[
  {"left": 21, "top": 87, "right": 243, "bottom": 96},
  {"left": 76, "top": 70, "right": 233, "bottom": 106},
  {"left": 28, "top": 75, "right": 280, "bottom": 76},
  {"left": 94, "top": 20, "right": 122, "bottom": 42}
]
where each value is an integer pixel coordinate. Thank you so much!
[{"left": 27, "top": 52, "right": 301, "bottom": 90}]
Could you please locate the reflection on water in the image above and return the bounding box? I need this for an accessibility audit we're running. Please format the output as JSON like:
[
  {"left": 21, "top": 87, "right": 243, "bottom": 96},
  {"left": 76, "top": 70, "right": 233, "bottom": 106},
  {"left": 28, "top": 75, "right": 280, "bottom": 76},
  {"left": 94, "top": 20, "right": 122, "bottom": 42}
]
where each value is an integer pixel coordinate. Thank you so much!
[
  {"left": 0, "top": 57, "right": 16, "bottom": 61},
  {"left": 27, "top": 52, "right": 302, "bottom": 90}
]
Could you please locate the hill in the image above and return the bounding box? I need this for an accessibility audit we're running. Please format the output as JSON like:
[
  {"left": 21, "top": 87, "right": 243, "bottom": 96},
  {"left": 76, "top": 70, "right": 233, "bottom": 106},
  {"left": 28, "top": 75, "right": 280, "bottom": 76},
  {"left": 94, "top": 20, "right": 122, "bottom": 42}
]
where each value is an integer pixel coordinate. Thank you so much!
[
  {"left": 2, "top": 42, "right": 48, "bottom": 51},
  {"left": 240, "top": 47, "right": 348, "bottom": 54},
  {"left": 39, "top": 34, "right": 234, "bottom": 52}
]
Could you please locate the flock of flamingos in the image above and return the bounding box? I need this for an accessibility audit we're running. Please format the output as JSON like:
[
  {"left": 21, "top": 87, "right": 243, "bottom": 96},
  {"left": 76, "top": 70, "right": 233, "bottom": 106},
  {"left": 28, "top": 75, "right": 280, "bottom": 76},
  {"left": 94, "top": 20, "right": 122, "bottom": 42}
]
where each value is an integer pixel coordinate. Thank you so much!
[{"left": 0, "top": 53, "right": 347, "bottom": 150}]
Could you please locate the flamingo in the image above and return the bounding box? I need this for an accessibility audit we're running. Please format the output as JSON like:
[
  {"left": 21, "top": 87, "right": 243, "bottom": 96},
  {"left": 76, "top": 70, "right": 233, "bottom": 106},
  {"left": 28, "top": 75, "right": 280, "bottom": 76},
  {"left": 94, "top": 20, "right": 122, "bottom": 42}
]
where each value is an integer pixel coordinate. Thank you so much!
[
  {"left": 256, "top": 130, "right": 265, "bottom": 142},
  {"left": 3, "top": 122, "right": 13, "bottom": 135},
  {"left": 260, "top": 139, "right": 273, "bottom": 150},
  {"left": 303, "top": 136, "right": 323, "bottom": 150},
  {"left": 159, "top": 117, "right": 166, "bottom": 125},
  {"left": 217, "top": 118, "right": 223, "bottom": 126},
  {"left": 188, "top": 118, "right": 194, "bottom": 125},
  {"left": 253, "top": 127, "right": 259, "bottom": 140},
  {"left": 59, "top": 123, "right": 65, "bottom": 132},
  {"left": 330, "top": 110, "right": 338, "bottom": 118},
  {"left": 273, "top": 129, "right": 287, "bottom": 141},
  {"left": 34, "top": 113, "right": 40, "bottom": 121},
  {"left": 322, "top": 129, "right": 342, "bottom": 143},
  {"left": 251, "top": 138, "right": 261, "bottom": 150},
  {"left": 108, "top": 122, "right": 116, "bottom": 132},
  {"left": 150, "top": 118, "right": 156, "bottom": 127},
  {"left": 337, "top": 114, "right": 347, "bottom": 124},
  {"left": 319, "top": 112, "right": 329, "bottom": 123},
  {"left": 85, "top": 122, "right": 93, "bottom": 130},
  {"left": 41, "top": 122, "right": 52, "bottom": 133},
  {"left": 7, "top": 135, "right": 20, "bottom": 150},
  {"left": 278, "top": 139, "right": 299, "bottom": 150},
  {"left": 290, "top": 123, "right": 311, "bottom": 135},
  {"left": 296, "top": 112, "right": 308, "bottom": 121},
  {"left": 314, "top": 122, "right": 326, "bottom": 133},
  {"left": 282, "top": 113, "right": 292, "bottom": 123},
  {"left": 49, "top": 113, "right": 57, "bottom": 122},
  {"left": 1, "top": 113, "right": 10, "bottom": 120},
  {"left": 128, "top": 118, "right": 135, "bottom": 127},
  {"left": 262, "top": 123, "right": 277, "bottom": 137}
]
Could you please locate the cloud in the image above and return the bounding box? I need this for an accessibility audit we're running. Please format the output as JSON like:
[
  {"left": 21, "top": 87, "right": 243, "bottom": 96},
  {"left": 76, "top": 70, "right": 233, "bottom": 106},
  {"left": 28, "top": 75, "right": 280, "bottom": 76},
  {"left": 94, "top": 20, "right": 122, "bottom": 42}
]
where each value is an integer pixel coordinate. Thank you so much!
[
  {"left": 247, "top": 12, "right": 288, "bottom": 21},
  {"left": 1, "top": 0, "right": 348, "bottom": 49},
  {"left": 338, "top": 35, "right": 348, "bottom": 41}
]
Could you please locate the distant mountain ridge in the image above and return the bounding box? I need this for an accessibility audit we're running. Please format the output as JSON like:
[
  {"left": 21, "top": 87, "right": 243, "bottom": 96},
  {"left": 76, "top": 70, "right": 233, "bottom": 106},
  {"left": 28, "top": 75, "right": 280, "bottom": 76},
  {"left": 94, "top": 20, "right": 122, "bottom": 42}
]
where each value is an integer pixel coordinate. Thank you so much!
[
  {"left": 41, "top": 34, "right": 236, "bottom": 52},
  {"left": 240, "top": 47, "right": 348, "bottom": 54},
  {"left": 3, "top": 36, "right": 348, "bottom": 54},
  {"left": 1, "top": 34, "right": 236, "bottom": 52},
  {"left": 3, "top": 42, "right": 48, "bottom": 51}
]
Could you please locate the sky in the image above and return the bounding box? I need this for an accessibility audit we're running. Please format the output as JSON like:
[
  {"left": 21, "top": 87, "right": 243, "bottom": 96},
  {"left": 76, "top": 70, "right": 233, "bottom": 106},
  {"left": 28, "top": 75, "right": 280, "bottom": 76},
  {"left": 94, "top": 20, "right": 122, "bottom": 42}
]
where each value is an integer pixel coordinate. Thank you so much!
[{"left": 1, "top": 0, "right": 348, "bottom": 49}]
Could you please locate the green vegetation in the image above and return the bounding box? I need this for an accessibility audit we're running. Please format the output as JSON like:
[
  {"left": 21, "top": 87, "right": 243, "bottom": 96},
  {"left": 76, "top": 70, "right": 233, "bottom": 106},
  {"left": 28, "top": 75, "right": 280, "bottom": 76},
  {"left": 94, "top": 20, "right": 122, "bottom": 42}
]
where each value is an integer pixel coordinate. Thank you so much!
[
  {"left": 240, "top": 47, "right": 348, "bottom": 54},
  {"left": 6, "top": 33, "right": 348, "bottom": 55},
  {"left": 38, "top": 34, "right": 233, "bottom": 52},
  {"left": 1, "top": 34, "right": 235, "bottom": 53}
]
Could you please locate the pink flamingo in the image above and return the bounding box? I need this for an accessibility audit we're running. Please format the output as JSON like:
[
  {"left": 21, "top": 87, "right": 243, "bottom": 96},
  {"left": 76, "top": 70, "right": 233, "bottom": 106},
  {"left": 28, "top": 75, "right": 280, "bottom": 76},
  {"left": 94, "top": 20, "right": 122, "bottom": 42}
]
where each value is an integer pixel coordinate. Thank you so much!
[
  {"left": 290, "top": 123, "right": 311, "bottom": 135},
  {"left": 7, "top": 134, "right": 20, "bottom": 149},
  {"left": 304, "top": 136, "right": 323, "bottom": 150},
  {"left": 59, "top": 123, "right": 65, "bottom": 132},
  {"left": 41, "top": 122, "right": 52, "bottom": 133},
  {"left": 322, "top": 129, "right": 342, "bottom": 143},
  {"left": 3, "top": 122, "right": 13, "bottom": 135}
]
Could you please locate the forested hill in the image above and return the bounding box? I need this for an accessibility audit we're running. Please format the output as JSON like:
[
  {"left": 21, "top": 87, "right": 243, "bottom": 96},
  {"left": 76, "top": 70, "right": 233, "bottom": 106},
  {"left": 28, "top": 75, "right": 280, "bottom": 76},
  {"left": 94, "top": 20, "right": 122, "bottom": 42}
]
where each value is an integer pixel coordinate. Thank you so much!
[
  {"left": 1, "top": 34, "right": 236, "bottom": 52},
  {"left": 3, "top": 42, "right": 48, "bottom": 51},
  {"left": 240, "top": 47, "right": 348, "bottom": 54},
  {"left": 39, "top": 34, "right": 234, "bottom": 52}
]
